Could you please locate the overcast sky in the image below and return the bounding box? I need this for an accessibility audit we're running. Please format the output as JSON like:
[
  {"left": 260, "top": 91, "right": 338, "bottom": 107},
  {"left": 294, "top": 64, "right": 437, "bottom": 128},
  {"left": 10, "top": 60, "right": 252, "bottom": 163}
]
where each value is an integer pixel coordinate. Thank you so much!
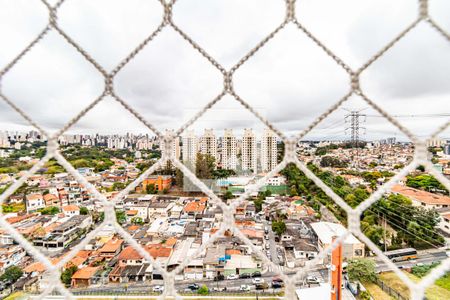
[{"left": 0, "top": 0, "right": 449, "bottom": 141}]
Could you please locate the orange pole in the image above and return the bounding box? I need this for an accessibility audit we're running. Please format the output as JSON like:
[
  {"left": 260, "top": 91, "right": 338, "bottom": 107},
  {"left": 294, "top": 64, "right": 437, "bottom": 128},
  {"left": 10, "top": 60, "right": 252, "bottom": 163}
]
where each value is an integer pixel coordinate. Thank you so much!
[{"left": 331, "top": 236, "right": 343, "bottom": 300}]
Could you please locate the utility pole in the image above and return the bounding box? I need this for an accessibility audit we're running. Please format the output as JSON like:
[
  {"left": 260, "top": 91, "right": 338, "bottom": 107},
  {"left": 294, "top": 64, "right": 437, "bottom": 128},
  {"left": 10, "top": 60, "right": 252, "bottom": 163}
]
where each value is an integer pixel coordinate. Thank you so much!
[
  {"left": 383, "top": 213, "right": 387, "bottom": 252},
  {"left": 344, "top": 109, "right": 366, "bottom": 169}
]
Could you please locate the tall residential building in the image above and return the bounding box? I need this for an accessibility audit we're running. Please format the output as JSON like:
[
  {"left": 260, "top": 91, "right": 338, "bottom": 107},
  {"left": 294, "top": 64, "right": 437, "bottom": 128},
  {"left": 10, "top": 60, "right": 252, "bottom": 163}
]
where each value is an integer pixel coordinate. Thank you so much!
[
  {"left": 261, "top": 129, "right": 278, "bottom": 172},
  {"left": 242, "top": 129, "right": 257, "bottom": 173},
  {"left": 427, "top": 138, "right": 445, "bottom": 148},
  {"left": 182, "top": 130, "right": 198, "bottom": 165},
  {"left": 0, "top": 131, "right": 10, "bottom": 148},
  {"left": 160, "top": 130, "right": 181, "bottom": 160},
  {"left": 444, "top": 143, "right": 450, "bottom": 155},
  {"left": 200, "top": 129, "right": 218, "bottom": 162},
  {"left": 222, "top": 129, "right": 237, "bottom": 170}
]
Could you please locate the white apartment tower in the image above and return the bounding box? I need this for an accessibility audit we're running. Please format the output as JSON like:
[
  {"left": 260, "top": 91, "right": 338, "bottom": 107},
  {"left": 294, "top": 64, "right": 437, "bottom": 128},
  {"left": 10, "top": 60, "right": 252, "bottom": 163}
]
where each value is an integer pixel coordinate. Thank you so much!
[
  {"left": 242, "top": 129, "right": 257, "bottom": 173},
  {"left": 261, "top": 129, "right": 278, "bottom": 172},
  {"left": 160, "top": 130, "right": 181, "bottom": 160},
  {"left": 200, "top": 129, "right": 218, "bottom": 162},
  {"left": 182, "top": 130, "right": 198, "bottom": 165},
  {"left": 222, "top": 129, "right": 237, "bottom": 170}
]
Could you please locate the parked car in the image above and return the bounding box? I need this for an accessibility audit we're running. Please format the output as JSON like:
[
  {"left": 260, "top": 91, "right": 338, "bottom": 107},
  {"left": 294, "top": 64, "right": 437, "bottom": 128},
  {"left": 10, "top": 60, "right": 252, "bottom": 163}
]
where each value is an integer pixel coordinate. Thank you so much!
[
  {"left": 255, "top": 282, "right": 269, "bottom": 290},
  {"left": 252, "top": 277, "right": 264, "bottom": 284},
  {"left": 272, "top": 282, "right": 283, "bottom": 289},
  {"left": 306, "top": 276, "right": 320, "bottom": 284},
  {"left": 265, "top": 243, "right": 270, "bottom": 250},
  {"left": 240, "top": 284, "right": 251, "bottom": 291},
  {"left": 212, "top": 287, "right": 227, "bottom": 292},
  {"left": 214, "top": 274, "right": 224, "bottom": 281},
  {"left": 227, "top": 274, "right": 239, "bottom": 280},
  {"left": 239, "top": 273, "right": 251, "bottom": 279},
  {"left": 252, "top": 271, "right": 261, "bottom": 278},
  {"left": 152, "top": 285, "right": 164, "bottom": 293},
  {"left": 187, "top": 283, "right": 199, "bottom": 290},
  {"left": 264, "top": 235, "right": 269, "bottom": 240}
]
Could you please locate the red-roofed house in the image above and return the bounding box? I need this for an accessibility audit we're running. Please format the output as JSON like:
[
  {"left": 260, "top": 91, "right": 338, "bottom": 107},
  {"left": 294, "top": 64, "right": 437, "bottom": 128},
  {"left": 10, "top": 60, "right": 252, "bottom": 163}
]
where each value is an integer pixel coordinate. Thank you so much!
[
  {"left": 43, "top": 194, "right": 60, "bottom": 207},
  {"left": 392, "top": 185, "right": 450, "bottom": 209},
  {"left": 62, "top": 205, "right": 80, "bottom": 217},
  {"left": 99, "top": 239, "right": 123, "bottom": 260},
  {"left": 26, "top": 193, "right": 44, "bottom": 212},
  {"left": 439, "top": 212, "right": 450, "bottom": 235},
  {"left": 71, "top": 267, "right": 100, "bottom": 288},
  {"left": 183, "top": 198, "right": 207, "bottom": 217}
]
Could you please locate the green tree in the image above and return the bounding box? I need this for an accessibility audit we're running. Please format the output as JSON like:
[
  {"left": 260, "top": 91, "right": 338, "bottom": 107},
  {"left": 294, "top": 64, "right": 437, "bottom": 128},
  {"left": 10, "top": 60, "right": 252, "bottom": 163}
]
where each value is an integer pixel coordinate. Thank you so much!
[
  {"left": 359, "top": 290, "right": 371, "bottom": 300},
  {"left": 175, "top": 169, "right": 184, "bottom": 188},
  {"left": 146, "top": 183, "right": 156, "bottom": 194},
  {"left": 272, "top": 220, "right": 286, "bottom": 236},
  {"left": 45, "top": 165, "right": 65, "bottom": 174},
  {"left": 406, "top": 174, "right": 448, "bottom": 194},
  {"left": 131, "top": 217, "right": 144, "bottom": 225},
  {"left": 99, "top": 211, "right": 126, "bottom": 224},
  {"left": 320, "top": 156, "right": 348, "bottom": 168},
  {"left": 254, "top": 198, "right": 264, "bottom": 212},
  {"left": 195, "top": 153, "right": 215, "bottom": 179},
  {"left": 416, "top": 165, "right": 426, "bottom": 172},
  {"left": 61, "top": 266, "right": 77, "bottom": 286},
  {"left": 38, "top": 206, "right": 60, "bottom": 215},
  {"left": 116, "top": 211, "right": 126, "bottom": 224},
  {"left": 289, "top": 185, "right": 298, "bottom": 197},
  {"left": 0, "top": 266, "right": 23, "bottom": 283},
  {"left": 347, "top": 259, "right": 376, "bottom": 283},
  {"left": 197, "top": 285, "right": 209, "bottom": 295},
  {"left": 213, "top": 169, "right": 236, "bottom": 179},
  {"left": 222, "top": 190, "right": 234, "bottom": 200},
  {"left": 111, "top": 182, "right": 127, "bottom": 191},
  {"left": 79, "top": 207, "right": 89, "bottom": 215}
]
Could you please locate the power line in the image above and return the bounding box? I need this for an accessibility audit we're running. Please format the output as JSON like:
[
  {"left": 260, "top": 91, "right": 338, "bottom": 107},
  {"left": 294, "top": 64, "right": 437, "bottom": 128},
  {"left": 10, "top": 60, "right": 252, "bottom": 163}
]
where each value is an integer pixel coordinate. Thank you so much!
[
  {"left": 368, "top": 208, "right": 444, "bottom": 249},
  {"left": 376, "top": 213, "right": 444, "bottom": 249},
  {"left": 370, "top": 205, "right": 442, "bottom": 237},
  {"left": 366, "top": 113, "right": 450, "bottom": 118},
  {"left": 318, "top": 119, "right": 346, "bottom": 130},
  {"left": 368, "top": 207, "right": 445, "bottom": 246},
  {"left": 378, "top": 197, "right": 443, "bottom": 222}
]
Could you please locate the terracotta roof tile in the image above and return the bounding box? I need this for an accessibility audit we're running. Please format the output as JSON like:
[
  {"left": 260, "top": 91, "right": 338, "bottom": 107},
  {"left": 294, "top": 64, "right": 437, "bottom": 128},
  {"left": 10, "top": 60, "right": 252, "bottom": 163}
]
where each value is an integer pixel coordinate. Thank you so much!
[
  {"left": 72, "top": 267, "right": 99, "bottom": 279},
  {"left": 392, "top": 185, "right": 450, "bottom": 205}
]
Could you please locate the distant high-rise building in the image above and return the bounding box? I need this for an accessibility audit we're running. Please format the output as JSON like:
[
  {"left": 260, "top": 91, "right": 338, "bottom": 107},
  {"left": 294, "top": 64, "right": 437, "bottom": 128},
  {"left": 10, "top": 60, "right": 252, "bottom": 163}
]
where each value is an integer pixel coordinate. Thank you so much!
[
  {"left": 387, "top": 137, "right": 396, "bottom": 145},
  {"left": 200, "top": 129, "right": 217, "bottom": 162},
  {"left": 444, "top": 143, "right": 450, "bottom": 155},
  {"left": 160, "top": 130, "right": 181, "bottom": 160},
  {"left": 427, "top": 138, "right": 445, "bottom": 148},
  {"left": 0, "top": 131, "right": 10, "bottom": 148},
  {"left": 182, "top": 130, "right": 198, "bottom": 165},
  {"left": 242, "top": 129, "right": 257, "bottom": 173},
  {"left": 221, "top": 129, "right": 237, "bottom": 170},
  {"left": 261, "top": 129, "right": 277, "bottom": 172}
]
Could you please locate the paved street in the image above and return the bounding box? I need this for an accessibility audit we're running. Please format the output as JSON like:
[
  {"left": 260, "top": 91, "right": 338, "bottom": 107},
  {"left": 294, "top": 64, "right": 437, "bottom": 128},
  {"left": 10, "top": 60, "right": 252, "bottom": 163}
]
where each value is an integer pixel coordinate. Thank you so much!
[
  {"left": 375, "top": 250, "right": 448, "bottom": 273},
  {"left": 70, "top": 250, "right": 448, "bottom": 296},
  {"left": 263, "top": 219, "right": 280, "bottom": 268}
]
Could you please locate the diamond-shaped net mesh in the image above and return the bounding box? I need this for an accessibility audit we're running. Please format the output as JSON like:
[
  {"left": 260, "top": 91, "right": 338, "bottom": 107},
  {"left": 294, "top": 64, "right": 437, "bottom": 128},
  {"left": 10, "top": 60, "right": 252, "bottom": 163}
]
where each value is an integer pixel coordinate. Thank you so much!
[{"left": 0, "top": 0, "right": 449, "bottom": 299}]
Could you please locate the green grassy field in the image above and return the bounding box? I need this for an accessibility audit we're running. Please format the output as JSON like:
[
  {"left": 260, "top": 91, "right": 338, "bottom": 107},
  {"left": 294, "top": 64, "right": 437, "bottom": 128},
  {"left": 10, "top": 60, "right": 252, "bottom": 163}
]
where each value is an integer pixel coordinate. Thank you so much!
[
  {"left": 379, "top": 271, "right": 450, "bottom": 300},
  {"left": 362, "top": 281, "right": 393, "bottom": 300}
]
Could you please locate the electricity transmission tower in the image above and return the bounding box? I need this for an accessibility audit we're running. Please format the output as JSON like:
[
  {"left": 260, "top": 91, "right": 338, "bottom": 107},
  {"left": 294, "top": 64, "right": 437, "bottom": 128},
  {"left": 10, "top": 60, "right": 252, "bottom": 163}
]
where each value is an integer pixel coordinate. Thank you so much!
[{"left": 344, "top": 109, "right": 366, "bottom": 168}]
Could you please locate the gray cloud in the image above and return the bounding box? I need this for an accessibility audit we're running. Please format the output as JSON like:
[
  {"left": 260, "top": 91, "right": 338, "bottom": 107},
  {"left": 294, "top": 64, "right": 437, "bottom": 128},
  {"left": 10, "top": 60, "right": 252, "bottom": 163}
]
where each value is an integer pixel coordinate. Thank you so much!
[{"left": 0, "top": 0, "right": 449, "bottom": 140}]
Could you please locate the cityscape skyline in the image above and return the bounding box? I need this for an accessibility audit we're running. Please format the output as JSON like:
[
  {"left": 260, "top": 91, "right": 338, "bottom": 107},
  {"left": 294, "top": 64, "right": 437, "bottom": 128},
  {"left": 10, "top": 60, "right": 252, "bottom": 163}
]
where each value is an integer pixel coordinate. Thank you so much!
[{"left": 0, "top": 0, "right": 449, "bottom": 298}]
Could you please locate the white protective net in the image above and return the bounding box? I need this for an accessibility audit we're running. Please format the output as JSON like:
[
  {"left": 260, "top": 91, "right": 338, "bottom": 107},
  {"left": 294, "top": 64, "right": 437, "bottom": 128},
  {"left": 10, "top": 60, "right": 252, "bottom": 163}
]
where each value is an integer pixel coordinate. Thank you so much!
[{"left": 0, "top": 0, "right": 449, "bottom": 299}]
